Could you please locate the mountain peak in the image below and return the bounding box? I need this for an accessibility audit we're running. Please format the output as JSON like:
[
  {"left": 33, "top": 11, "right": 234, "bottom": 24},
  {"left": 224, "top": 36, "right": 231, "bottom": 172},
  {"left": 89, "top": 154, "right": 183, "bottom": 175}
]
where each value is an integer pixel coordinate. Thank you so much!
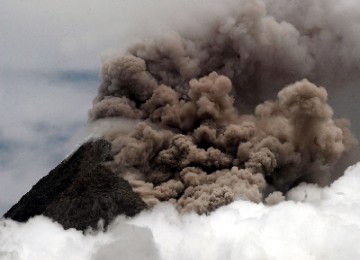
[{"left": 3, "top": 139, "right": 147, "bottom": 231}]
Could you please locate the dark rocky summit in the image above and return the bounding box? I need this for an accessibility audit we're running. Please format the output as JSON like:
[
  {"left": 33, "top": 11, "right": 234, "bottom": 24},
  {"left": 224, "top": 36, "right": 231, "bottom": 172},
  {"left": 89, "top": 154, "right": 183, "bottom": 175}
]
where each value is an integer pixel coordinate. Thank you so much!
[{"left": 3, "top": 139, "right": 147, "bottom": 231}]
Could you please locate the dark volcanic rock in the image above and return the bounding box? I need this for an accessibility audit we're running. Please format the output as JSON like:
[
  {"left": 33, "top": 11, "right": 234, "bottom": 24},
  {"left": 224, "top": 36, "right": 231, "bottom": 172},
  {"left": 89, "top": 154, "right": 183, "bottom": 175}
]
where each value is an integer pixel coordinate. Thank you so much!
[{"left": 3, "top": 139, "right": 147, "bottom": 230}]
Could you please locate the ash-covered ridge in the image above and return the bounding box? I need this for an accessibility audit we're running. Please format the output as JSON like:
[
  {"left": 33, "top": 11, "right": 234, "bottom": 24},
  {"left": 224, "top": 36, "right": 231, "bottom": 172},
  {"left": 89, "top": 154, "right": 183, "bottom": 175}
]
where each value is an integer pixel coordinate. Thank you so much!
[{"left": 88, "top": 0, "right": 360, "bottom": 214}]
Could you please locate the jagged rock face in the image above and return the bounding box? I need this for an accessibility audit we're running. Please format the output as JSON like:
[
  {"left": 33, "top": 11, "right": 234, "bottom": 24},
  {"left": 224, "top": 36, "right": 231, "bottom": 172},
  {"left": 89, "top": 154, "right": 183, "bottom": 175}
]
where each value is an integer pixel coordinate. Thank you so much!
[{"left": 3, "top": 139, "right": 147, "bottom": 231}]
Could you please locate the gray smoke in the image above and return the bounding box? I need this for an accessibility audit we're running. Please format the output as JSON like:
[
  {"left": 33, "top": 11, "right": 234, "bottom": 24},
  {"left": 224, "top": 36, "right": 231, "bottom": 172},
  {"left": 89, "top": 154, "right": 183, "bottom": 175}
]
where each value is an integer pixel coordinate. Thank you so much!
[{"left": 88, "top": 0, "right": 359, "bottom": 214}]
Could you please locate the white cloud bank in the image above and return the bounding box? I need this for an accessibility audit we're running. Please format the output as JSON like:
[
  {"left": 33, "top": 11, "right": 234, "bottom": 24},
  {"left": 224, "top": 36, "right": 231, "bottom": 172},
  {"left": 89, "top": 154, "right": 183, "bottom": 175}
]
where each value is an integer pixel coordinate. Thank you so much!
[{"left": 1, "top": 163, "right": 360, "bottom": 260}]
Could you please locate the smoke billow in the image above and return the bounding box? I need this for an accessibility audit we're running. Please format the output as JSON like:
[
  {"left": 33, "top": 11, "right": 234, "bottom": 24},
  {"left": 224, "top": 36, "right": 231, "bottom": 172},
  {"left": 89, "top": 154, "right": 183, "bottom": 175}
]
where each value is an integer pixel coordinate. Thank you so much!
[{"left": 87, "top": 0, "right": 359, "bottom": 214}]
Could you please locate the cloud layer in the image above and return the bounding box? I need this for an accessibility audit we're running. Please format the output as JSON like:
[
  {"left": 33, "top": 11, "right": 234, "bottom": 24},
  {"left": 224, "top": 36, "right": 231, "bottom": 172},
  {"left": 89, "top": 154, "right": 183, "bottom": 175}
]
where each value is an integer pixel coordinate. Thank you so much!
[{"left": 1, "top": 163, "right": 360, "bottom": 260}]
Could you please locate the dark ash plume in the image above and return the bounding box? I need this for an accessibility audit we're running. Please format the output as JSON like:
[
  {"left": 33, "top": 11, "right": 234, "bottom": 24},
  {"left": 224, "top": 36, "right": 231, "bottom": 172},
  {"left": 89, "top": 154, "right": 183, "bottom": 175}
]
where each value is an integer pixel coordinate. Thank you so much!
[{"left": 88, "top": 0, "right": 358, "bottom": 214}]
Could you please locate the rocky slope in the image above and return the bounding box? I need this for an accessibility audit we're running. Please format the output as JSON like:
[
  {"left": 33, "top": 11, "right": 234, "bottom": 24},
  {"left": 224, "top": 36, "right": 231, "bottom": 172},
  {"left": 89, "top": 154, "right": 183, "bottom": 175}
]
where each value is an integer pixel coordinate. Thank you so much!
[{"left": 3, "top": 139, "right": 147, "bottom": 231}]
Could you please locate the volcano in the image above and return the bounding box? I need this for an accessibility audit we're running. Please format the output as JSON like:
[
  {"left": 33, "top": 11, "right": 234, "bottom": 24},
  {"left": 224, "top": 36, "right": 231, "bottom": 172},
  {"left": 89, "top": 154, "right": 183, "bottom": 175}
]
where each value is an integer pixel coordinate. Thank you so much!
[{"left": 3, "top": 139, "right": 146, "bottom": 230}]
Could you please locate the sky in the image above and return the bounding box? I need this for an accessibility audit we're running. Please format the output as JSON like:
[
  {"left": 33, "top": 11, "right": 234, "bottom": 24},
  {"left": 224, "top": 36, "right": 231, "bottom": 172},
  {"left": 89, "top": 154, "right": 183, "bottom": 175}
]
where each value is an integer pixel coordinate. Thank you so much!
[
  {"left": 0, "top": 0, "right": 102, "bottom": 214},
  {"left": 0, "top": 0, "right": 155, "bottom": 215},
  {"left": 1, "top": 0, "right": 360, "bottom": 259}
]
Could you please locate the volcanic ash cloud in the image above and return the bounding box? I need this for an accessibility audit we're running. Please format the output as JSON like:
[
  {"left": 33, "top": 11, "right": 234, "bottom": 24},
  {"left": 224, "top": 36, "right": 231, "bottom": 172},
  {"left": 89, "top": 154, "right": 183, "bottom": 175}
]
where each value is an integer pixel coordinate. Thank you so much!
[{"left": 87, "top": 0, "right": 360, "bottom": 214}]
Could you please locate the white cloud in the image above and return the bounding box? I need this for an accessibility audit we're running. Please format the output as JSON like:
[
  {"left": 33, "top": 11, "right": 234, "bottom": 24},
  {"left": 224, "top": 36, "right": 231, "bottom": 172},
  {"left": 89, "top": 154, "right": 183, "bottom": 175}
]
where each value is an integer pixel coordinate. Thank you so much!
[{"left": 1, "top": 163, "right": 360, "bottom": 260}]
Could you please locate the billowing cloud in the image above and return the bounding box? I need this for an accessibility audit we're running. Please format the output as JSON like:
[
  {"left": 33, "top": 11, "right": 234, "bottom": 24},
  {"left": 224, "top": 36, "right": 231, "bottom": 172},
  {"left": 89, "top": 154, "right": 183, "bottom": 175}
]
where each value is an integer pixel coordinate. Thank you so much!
[{"left": 88, "top": 0, "right": 359, "bottom": 213}]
